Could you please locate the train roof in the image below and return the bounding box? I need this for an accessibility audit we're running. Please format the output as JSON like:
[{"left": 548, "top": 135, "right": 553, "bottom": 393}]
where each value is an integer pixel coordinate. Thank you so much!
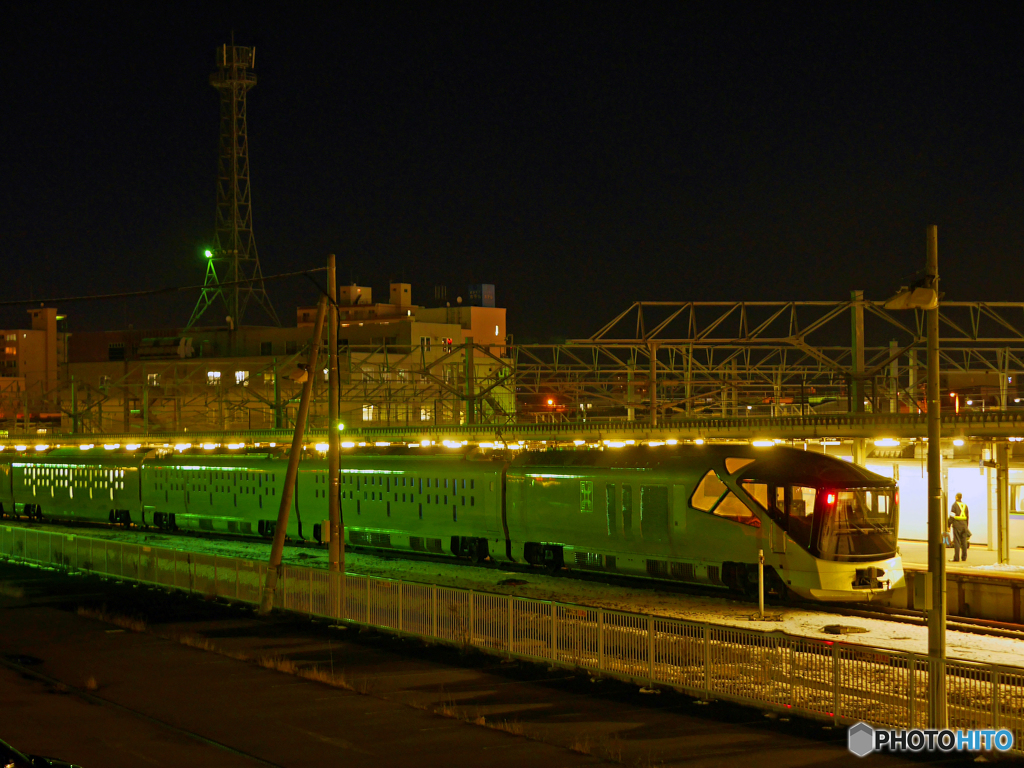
[
  {"left": 2, "top": 448, "right": 148, "bottom": 467},
  {"left": 512, "top": 445, "right": 893, "bottom": 487}
]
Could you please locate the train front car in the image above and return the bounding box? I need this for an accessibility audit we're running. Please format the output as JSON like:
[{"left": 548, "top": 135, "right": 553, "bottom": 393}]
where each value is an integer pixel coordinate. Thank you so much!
[
  {"left": 735, "top": 447, "right": 904, "bottom": 601},
  {"left": 506, "top": 445, "right": 903, "bottom": 602}
]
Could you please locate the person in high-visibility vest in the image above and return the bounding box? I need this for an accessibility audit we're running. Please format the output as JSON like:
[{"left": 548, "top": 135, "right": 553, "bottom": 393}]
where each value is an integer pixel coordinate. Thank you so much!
[{"left": 948, "top": 492, "right": 971, "bottom": 562}]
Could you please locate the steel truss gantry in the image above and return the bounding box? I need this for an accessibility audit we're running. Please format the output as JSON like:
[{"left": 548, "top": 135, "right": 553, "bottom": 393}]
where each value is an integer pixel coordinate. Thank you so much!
[
  {"left": 11, "top": 298, "right": 1024, "bottom": 442},
  {"left": 508, "top": 299, "right": 1024, "bottom": 424}
]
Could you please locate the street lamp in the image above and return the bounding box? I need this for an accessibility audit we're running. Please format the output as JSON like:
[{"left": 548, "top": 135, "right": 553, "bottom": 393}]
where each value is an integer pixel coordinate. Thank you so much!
[{"left": 884, "top": 225, "right": 945, "bottom": 729}]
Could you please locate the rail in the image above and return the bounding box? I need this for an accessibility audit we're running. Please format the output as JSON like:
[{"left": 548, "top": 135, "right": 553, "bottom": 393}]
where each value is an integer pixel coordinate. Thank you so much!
[{"left": 2, "top": 524, "right": 1023, "bottom": 749}]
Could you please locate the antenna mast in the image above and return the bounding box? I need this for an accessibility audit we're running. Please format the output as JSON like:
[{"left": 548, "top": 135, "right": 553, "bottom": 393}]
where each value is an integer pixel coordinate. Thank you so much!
[{"left": 188, "top": 43, "right": 279, "bottom": 328}]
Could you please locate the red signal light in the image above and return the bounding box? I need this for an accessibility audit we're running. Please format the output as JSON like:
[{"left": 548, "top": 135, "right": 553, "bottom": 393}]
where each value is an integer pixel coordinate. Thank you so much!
[
  {"left": 895, "top": 489, "right": 900, "bottom": 506},
  {"left": 547, "top": 399, "right": 554, "bottom": 406},
  {"left": 826, "top": 492, "right": 836, "bottom": 505}
]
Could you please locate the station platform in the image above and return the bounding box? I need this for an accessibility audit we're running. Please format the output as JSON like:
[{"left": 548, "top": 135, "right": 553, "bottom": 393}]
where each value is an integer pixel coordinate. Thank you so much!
[
  {"left": 899, "top": 540, "right": 1024, "bottom": 571},
  {"left": 896, "top": 540, "right": 1024, "bottom": 622}
]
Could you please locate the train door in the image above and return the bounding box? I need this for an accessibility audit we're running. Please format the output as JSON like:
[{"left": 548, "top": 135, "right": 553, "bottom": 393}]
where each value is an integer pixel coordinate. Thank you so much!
[{"left": 671, "top": 484, "right": 687, "bottom": 535}]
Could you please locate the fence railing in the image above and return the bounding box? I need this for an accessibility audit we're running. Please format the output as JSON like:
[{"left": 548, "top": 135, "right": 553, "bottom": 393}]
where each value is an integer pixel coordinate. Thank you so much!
[{"left": 2, "top": 524, "right": 1022, "bottom": 750}]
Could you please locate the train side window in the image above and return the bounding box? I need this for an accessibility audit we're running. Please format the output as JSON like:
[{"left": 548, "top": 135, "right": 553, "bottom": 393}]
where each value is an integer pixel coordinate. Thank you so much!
[
  {"left": 691, "top": 470, "right": 726, "bottom": 512},
  {"left": 621, "top": 485, "right": 633, "bottom": 539},
  {"left": 1013, "top": 484, "right": 1024, "bottom": 512},
  {"left": 580, "top": 481, "right": 594, "bottom": 513},
  {"left": 640, "top": 485, "right": 669, "bottom": 540},
  {"left": 605, "top": 484, "right": 616, "bottom": 535}
]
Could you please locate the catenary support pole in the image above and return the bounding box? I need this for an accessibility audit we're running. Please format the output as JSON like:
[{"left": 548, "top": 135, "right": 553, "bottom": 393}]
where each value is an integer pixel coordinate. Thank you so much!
[
  {"left": 464, "top": 335, "right": 475, "bottom": 425},
  {"left": 926, "top": 224, "right": 947, "bottom": 729},
  {"left": 998, "top": 441, "right": 1010, "bottom": 565},
  {"left": 850, "top": 289, "right": 865, "bottom": 413},
  {"left": 259, "top": 295, "right": 327, "bottom": 614},
  {"left": 649, "top": 343, "right": 658, "bottom": 427},
  {"left": 327, "top": 255, "right": 341, "bottom": 573}
]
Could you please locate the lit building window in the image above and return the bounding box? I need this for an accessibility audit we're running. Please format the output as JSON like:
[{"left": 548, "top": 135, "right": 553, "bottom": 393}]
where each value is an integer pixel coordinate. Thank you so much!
[
  {"left": 362, "top": 404, "right": 376, "bottom": 421},
  {"left": 208, "top": 371, "right": 222, "bottom": 385},
  {"left": 146, "top": 373, "right": 161, "bottom": 387},
  {"left": 235, "top": 371, "right": 249, "bottom": 386},
  {"left": 420, "top": 406, "right": 432, "bottom": 422}
]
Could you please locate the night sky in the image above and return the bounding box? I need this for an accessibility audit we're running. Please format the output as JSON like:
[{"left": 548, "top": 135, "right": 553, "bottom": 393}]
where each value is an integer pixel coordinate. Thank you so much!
[{"left": 2, "top": 5, "right": 1023, "bottom": 341}]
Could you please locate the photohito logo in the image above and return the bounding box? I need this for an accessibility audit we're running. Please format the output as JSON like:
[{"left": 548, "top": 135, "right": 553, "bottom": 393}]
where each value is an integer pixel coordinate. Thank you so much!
[{"left": 848, "top": 722, "right": 1014, "bottom": 755}]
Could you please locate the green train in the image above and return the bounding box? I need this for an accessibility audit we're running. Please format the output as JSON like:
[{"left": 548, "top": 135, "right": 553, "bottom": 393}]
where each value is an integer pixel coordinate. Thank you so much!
[{"left": 0, "top": 444, "right": 904, "bottom": 601}]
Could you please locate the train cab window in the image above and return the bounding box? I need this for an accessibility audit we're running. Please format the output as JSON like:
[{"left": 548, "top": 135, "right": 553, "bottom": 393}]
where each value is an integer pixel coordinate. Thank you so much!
[
  {"left": 605, "top": 484, "right": 616, "bottom": 535},
  {"left": 692, "top": 469, "right": 758, "bottom": 525},
  {"left": 714, "top": 492, "right": 759, "bottom": 526},
  {"left": 621, "top": 485, "right": 633, "bottom": 539},
  {"left": 691, "top": 470, "right": 726, "bottom": 512},
  {"left": 787, "top": 486, "right": 813, "bottom": 541},
  {"left": 741, "top": 481, "right": 769, "bottom": 510},
  {"left": 725, "top": 457, "right": 755, "bottom": 474},
  {"left": 640, "top": 485, "right": 669, "bottom": 540}
]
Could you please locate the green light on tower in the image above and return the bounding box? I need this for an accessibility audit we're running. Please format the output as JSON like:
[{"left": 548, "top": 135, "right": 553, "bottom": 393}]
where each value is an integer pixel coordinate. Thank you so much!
[
  {"left": 204, "top": 249, "right": 213, "bottom": 259},
  {"left": 337, "top": 422, "right": 345, "bottom": 431}
]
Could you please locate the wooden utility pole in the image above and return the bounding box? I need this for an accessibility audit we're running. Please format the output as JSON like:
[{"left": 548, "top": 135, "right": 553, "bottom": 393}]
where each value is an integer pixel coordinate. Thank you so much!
[
  {"left": 259, "top": 295, "right": 327, "bottom": 614},
  {"left": 327, "top": 255, "right": 343, "bottom": 573}
]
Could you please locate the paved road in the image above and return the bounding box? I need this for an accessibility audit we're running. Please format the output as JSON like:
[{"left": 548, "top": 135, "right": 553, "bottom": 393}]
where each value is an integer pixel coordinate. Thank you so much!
[{"left": 0, "top": 562, "right": 977, "bottom": 767}]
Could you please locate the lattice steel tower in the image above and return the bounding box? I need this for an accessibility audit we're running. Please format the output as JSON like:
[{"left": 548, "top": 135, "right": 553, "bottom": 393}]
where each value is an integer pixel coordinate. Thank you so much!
[{"left": 188, "top": 43, "right": 279, "bottom": 328}]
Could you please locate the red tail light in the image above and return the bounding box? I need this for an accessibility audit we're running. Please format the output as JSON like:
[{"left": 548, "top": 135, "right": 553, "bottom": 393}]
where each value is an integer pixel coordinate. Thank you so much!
[{"left": 895, "top": 489, "right": 900, "bottom": 506}]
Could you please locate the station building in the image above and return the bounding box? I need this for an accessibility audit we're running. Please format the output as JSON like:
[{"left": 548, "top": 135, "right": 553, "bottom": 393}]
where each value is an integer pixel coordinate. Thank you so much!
[
  {"left": 0, "top": 307, "right": 66, "bottom": 427},
  {"left": 26, "top": 283, "right": 510, "bottom": 436}
]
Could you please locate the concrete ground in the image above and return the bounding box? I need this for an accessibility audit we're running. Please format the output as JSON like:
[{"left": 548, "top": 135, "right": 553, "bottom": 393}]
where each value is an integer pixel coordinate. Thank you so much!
[{"left": 0, "top": 561, "right": 980, "bottom": 768}]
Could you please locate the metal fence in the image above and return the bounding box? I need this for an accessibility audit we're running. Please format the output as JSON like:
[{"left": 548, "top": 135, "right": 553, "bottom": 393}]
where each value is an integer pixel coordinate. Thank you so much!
[{"left": 2, "top": 524, "right": 1023, "bottom": 751}]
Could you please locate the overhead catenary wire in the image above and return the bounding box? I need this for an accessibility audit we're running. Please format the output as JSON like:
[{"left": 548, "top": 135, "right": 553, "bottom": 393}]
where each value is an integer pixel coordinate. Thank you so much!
[{"left": 0, "top": 267, "right": 329, "bottom": 308}]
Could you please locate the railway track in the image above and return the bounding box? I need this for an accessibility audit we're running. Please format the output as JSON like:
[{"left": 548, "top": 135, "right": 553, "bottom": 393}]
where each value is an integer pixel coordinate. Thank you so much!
[{"left": 7, "top": 515, "right": 1024, "bottom": 642}]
